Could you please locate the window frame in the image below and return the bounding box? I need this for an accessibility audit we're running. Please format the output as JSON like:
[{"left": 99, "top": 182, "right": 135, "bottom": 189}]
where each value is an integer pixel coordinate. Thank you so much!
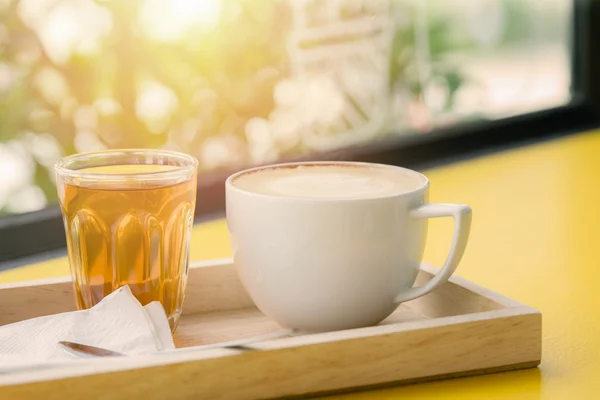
[{"left": 1, "top": 0, "right": 599, "bottom": 263}]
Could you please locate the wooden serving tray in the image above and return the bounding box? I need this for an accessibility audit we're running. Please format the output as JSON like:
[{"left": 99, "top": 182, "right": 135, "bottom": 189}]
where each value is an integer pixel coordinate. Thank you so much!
[{"left": 0, "top": 259, "right": 541, "bottom": 400}]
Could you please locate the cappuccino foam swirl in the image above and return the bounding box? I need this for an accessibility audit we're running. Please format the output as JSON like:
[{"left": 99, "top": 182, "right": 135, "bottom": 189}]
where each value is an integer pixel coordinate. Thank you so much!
[{"left": 232, "top": 165, "right": 425, "bottom": 199}]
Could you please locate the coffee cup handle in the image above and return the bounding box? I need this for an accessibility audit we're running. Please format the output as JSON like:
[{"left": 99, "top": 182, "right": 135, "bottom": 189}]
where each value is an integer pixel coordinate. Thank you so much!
[{"left": 394, "top": 203, "right": 472, "bottom": 304}]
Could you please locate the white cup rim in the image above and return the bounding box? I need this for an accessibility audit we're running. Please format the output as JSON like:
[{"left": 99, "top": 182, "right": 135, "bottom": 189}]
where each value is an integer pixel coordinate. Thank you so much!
[{"left": 225, "top": 161, "right": 430, "bottom": 202}]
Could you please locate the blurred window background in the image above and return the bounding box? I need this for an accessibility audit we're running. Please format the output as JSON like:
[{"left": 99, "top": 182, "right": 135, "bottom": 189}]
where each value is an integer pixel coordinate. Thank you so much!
[{"left": 0, "top": 0, "right": 572, "bottom": 216}]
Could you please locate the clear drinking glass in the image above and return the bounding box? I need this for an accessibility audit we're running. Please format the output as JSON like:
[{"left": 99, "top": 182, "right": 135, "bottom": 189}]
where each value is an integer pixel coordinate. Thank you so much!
[{"left": 54, "top": 149, "right": 198, "bottom": 331}]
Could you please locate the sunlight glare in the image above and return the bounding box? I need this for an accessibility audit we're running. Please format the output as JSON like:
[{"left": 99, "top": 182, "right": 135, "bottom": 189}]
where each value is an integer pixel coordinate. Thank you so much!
[
  {"left": 136, "top": 81, "right": 179, "bottom": 134},
  {"left": 74, "top": 131, "right": 107, "bottom": 153},
  {"left": 19, "top": 0, "right": 112, "bottom": 64},
  {"left": 139, "top": 0, "right": 222, "bottom": 43},
  {"left": 0, "top": 141, "right": 34, "bottom": 208},
  {"left": 200, "top": 136, "right": 235, "bottom": 169},
  {"left": 6, "top": 185, "right": 47, "bottom": 214},
  {"left": 22, "top": 132, "right": 63, "bottom": 169}
]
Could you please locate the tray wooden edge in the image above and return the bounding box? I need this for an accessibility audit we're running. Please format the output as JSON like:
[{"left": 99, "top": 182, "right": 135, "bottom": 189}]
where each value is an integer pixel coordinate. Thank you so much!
[{"left": 0, "top": 305, "right": 541, "bottom": 388}]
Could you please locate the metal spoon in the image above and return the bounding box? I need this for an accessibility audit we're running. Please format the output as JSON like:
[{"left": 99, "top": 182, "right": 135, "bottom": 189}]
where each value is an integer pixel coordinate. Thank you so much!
[
  {"left": 59, "top": 329, "right": 295, "bottom": 358},
  {"left": 59, "top": 341, "right": 126, "bottom": 358}
]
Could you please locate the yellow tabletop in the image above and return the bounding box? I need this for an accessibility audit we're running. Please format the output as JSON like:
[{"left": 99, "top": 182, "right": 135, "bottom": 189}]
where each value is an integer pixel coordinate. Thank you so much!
[{"left": 3, "top": 130, "right": 600, "bottom": 399}]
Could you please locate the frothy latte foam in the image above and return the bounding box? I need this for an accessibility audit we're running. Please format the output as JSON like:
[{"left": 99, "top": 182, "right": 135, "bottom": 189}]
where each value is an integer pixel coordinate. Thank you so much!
[{"left": 232, "top": 164, "right": 425, "bottom": 199}]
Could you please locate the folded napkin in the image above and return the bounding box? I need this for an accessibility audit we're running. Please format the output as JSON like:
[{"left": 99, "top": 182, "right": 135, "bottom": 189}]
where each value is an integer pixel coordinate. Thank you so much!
[{"left": 0, "top": 286, "right": 174, "bottom": 373}]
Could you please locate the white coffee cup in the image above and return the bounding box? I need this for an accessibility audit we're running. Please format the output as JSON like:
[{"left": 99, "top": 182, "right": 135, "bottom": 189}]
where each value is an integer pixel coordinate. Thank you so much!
[{"left": 226, "top": 161, "right": 472, "bottom": 332}]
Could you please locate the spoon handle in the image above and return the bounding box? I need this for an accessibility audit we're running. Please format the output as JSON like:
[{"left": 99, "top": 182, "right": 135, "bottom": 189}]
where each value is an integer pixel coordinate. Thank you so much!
[
  {"left": 59, "top": 329, "right": 296, "bottom": 358},
  {"left": 59, "top": 341, "right": 126, "bottom": 358},
  {"left": 162, "top": 329, "right": 296, "bottom": 354}
]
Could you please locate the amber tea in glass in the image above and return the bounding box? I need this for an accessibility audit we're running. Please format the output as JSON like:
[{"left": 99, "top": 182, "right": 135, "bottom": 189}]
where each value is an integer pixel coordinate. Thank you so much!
[{"left": 55, "top": 150, "right": 198, "bottom": 330}]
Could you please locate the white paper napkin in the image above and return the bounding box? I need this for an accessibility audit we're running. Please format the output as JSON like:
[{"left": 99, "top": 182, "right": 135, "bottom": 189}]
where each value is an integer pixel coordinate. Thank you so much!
[{"left": 0, "top": 286, "right": 174, "bottom": 372}]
